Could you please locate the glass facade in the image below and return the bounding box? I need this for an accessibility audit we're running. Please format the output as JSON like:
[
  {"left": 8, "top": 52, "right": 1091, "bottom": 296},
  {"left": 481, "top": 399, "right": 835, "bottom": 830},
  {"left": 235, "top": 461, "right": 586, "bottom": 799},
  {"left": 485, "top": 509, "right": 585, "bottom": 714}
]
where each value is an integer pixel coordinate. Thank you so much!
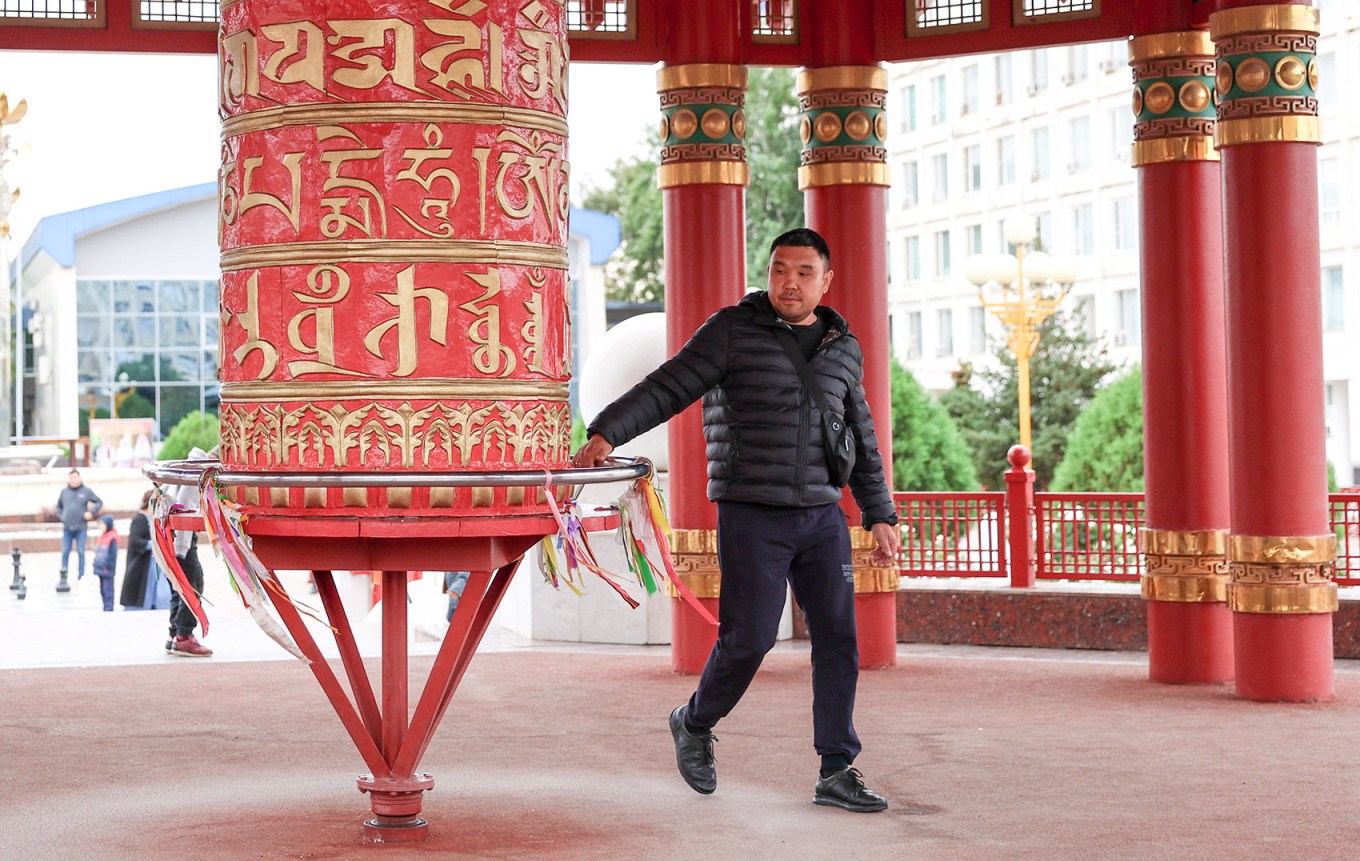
[{"left": 76, "top": 279, "right": 219, "bottom": 436}]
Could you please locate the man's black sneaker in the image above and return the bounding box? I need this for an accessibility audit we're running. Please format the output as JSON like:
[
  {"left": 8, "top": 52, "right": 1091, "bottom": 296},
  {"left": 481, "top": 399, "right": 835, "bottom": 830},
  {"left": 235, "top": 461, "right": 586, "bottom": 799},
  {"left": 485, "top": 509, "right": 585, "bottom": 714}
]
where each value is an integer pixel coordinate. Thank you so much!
[
  {"left": 814, "top": 767, "right": 888, "bottom": 812},
  {"left": 669, "top": 705, "right": 716, "bottom": 794}
]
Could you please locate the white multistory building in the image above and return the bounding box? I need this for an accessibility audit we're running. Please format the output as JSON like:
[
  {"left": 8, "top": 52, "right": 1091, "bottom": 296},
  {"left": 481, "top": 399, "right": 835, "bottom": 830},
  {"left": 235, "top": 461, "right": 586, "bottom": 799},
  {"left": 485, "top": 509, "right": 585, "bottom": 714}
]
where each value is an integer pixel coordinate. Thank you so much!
[{"left": 885, "top": 4, "right": 1359, "bottom": 486}]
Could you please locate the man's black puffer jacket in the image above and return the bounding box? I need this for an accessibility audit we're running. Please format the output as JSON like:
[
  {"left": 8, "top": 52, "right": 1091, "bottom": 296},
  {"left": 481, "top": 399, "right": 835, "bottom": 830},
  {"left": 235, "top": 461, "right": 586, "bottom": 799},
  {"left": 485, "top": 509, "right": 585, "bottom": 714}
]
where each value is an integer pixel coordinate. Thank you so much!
[{"left": 587, "top": 291, "right": 898, "bottom": 529}]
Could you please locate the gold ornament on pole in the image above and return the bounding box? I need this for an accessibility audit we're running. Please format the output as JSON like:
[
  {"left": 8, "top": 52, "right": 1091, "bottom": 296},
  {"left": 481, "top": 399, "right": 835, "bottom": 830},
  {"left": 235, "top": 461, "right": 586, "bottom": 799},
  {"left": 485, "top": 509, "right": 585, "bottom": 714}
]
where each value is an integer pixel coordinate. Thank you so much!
[{"left": 963, "top": 214, "right": 1077, "bottom": 455}]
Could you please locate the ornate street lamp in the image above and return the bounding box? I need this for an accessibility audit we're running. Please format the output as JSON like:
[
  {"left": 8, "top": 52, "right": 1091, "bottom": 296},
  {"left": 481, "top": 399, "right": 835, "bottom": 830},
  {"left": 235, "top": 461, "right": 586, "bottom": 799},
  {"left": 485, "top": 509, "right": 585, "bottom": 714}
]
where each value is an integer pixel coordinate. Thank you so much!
[{"left": 963, "top": 213, "right": 1078, "bottom": 454}]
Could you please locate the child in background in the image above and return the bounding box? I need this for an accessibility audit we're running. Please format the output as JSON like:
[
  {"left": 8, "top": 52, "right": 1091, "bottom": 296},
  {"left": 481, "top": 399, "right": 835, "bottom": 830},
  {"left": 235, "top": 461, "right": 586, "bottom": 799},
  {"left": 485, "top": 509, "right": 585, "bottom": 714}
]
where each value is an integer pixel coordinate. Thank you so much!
[{"left": 93, "top": 514, "right": 118, "bottom": 612}]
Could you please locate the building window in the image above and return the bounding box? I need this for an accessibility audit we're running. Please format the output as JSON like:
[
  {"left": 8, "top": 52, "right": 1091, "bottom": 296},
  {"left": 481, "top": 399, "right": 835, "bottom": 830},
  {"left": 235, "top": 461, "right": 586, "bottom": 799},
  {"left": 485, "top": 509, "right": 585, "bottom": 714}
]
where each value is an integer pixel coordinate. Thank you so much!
[
  {"left": 1068, "top": 115, "right": 1091, "bottom": 172},
  {"left": 1117, "top": 288, "right": 1141, "bottom": 345},
  {"left": 966, "top": 223, "right": 983, "bottom": 257},
  {"left": 905, "top": 235, "right": 921, "bottom": 281},
  {"left": 1073, "top": 202, "right": 1094, "bottom": 255},
  {"left": 932, "top": 153, "right": 949, "bottom": 200},
  {"left": 962, "top": 64, "right": 980, "bottom": 115},
  {"left": 931, "top": 74, "right": 947, "bottom": 124},
  {"left": 1109, "top": 106, "right": 1133, "bottom": 161},
  {"left": 995, "top": 54, "right": 1013, "bottom": 105},
  {"left": 998, "top": 134, "right": 1016, "bottom": 186},
  {"left": 901, "top": 84, "right": 917, "bottom": 132},
  {"left": 969, "top": 306, "right": 987, "bottom": 354},
  {"left": 1321, "top": 158, "right": 1341, "bottom": 224},
  {"left": 1035, "top": 211, "right": 1052, "bottom": 250},
  {"left": 934, "top": 230, "right": 952, "bottom": 278},
  {"left": 1065, "top": 44, "right": 1089, "bottom": 83},
  {"left": 902, "top": 160, "right": 919, "bottom": 208},
  {"left": 1323, "top": 267, "right": 1344, "bottom": 331},
  {"left": 1318, "top": 53, "right": 1335, "bottom": 117},
  {"left": 1113, "top": 196, "right": 1136, "bottom": 251},
  {"left": 1031, "top": 126, "right": 1050, "bottom": 180},
  {"left": 907, "top": 312, "right": 923, "bottom": 358},
  {"left": 1029, "top": 49, "right": 1049, "bottom": 95},
  {"left": 963, "top": 144, "right": 982, "bottom": 192},
  {"left": 937, "top": 309, "right": 954, "bottom": 357},
  {"left": 76, "top": 279, "right": 219, "bottom": 436}
]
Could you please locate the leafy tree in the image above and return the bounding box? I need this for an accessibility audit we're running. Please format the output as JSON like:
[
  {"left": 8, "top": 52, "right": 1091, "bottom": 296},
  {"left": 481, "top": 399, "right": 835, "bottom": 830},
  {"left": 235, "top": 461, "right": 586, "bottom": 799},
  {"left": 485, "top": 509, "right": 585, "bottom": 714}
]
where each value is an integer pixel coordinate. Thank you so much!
[
  {"left": 743, "top": 67, "right": 804, "bottom": 292},
  {"left": 576, "top": 67, "right": 805, "bottom": 301},
  {"left": 1050, "top": 366, "right": 1144, "bottom": 492},
  {"left": 580, "top": 132, "right": 664, "bottom": 303},
  {"left": 940, "top": 306, "right": 1118, "bottom": 490},
  {"left": 158, "top": 410, "right": 219, "bottom": 461},
  {"left": 891, "top": 359, "right": 978, "bottom": 491}
]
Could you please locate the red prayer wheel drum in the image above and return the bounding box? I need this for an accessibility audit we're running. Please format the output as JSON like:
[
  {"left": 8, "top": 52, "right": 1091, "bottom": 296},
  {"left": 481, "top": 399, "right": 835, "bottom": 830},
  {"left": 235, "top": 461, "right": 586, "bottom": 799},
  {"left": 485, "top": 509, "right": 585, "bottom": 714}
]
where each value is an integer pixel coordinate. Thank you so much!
[{"left": 216, "top": 0, "right": 570, "bottom": 522}]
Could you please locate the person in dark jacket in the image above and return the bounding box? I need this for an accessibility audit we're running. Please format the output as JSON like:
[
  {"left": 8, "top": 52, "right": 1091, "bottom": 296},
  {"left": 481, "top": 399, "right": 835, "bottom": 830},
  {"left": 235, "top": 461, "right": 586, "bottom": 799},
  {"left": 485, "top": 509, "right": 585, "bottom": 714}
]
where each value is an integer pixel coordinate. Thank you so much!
[
  {"left": 55, "top": 469, "right": 102, "bottom": 582},
  {"left": 119, "top": 490, "right": 156, "bottom": 610},
  {"left": 575, "top": 228, "right": 900, "bottom": 813}
]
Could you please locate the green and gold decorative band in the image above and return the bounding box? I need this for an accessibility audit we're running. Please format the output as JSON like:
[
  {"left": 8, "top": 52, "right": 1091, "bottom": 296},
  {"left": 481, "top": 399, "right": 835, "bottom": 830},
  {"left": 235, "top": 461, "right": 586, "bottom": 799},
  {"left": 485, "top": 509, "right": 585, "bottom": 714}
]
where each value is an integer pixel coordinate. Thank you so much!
[
  {"left": 850, "top": 526, "right": 900, "bottom": 594},
  {"left": 1140, "top": 528, "right": 1229, "bottom": 603},
  {"left": 657, "top": 63, "right": 748, "bottom": 189},
  {"left": 1227, "top": 533, "right": 1337, "bottom": 614},
  {"left": 796, "top": 65, "right": 889, "bottom": 190},
  {"left": 1128, "top": 30, "right": 1218, "bottom": 165},
  {"left": 1210, "top": 4, "right": 1320, "bottom": 148},
  {"left": 666, "top": 528, "right": 721, "bottom": 599}
]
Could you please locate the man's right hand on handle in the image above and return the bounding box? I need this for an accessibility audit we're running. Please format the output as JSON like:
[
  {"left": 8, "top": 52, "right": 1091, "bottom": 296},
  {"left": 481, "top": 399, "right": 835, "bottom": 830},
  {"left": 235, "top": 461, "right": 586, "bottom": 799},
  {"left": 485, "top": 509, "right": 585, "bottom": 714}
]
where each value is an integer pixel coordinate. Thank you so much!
[{"left": 572, "top": 433, "right": 614, "bottom": 468}]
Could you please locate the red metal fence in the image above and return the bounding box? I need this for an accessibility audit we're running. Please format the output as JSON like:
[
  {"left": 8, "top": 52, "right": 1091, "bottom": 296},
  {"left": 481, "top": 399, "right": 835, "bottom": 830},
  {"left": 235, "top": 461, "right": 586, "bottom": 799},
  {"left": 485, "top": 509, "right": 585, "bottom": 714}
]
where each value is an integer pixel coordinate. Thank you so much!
[
  {"left": 895, "top": 488, "right": 1359, "bottom": 587},
  {"left": 895, "top": 492, "right": 1006, "bottom": 578}
]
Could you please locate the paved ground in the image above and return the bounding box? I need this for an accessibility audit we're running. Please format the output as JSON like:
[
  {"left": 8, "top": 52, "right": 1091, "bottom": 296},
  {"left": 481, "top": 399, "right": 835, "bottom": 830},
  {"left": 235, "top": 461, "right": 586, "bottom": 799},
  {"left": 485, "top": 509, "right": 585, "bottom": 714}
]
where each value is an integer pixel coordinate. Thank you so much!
[{"left": 5, "top": 548, "right": 1360, "bottom": 860}]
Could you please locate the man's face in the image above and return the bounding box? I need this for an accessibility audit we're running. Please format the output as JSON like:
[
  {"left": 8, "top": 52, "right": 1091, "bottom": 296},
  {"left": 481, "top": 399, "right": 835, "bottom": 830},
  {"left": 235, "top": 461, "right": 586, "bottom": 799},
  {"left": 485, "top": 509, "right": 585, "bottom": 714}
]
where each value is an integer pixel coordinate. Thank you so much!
[
  {"left": 67, "top": 473, "right": 82, "bottom": 489},
  {"left": 767, "top": 245, "right": 833, "bottom": 326}
]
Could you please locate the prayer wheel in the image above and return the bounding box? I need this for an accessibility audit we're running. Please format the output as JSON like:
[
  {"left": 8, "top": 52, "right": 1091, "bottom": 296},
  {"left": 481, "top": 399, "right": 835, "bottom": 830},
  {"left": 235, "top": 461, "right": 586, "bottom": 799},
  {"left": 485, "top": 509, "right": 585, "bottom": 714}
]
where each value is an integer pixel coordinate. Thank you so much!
[{"left": 217, "top": 0, "right": 571, "bottom": 526}]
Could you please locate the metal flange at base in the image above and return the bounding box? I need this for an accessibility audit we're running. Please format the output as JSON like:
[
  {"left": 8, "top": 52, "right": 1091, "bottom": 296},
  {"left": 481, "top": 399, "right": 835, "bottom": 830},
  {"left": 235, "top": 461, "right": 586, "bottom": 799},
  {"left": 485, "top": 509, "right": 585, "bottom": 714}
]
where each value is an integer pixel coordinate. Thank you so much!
[{"left": 357, "top": 773, "right": 435, "bottom": 843}]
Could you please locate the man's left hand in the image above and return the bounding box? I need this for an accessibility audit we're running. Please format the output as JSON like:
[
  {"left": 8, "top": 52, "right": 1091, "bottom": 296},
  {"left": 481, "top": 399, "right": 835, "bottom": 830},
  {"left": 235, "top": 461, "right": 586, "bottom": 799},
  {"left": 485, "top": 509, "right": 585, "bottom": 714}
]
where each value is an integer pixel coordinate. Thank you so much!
[{"left": 868, "top": 522, "right": 900, "bottom": 568}]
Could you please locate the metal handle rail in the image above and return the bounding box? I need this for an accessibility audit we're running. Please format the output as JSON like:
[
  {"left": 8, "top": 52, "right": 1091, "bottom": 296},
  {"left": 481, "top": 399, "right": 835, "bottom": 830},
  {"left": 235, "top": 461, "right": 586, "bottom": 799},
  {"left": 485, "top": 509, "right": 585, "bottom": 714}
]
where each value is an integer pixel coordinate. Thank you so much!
[{"left": 142, "top": 457, "right": 652, "bottom": 489}]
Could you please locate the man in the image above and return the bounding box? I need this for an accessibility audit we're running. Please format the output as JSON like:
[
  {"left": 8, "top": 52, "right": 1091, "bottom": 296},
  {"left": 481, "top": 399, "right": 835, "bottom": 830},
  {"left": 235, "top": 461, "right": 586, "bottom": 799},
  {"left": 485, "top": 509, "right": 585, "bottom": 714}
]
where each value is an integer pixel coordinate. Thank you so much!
[
  {"left": 55, "top": 469, "right": 102, "bottom": 582},
  {"left": 574, "top": 228, "right": 900, "bottom": 813}
]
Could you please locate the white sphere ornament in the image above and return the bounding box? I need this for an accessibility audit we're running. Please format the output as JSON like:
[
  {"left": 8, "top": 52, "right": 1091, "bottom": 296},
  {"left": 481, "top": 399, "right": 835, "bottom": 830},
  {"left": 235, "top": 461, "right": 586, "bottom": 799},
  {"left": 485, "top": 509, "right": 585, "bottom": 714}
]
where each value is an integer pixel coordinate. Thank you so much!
[
  {"left": 1003, "top": 213, "right": 1038, "bottom": 247},
  {"left": 963, "top": 254, "right": 994, "bottom": 286},
  {"left": 1049, "top": 258, "right": 1080, "bottom": 285},
  {"left": 990, "top": 253, "right": 1020, "bottom": 287},
  {"left": 1022, "top": 250, "right": 1053, "bottom": 284},
  {"left": 578, "top": 312, "right": 670, "bottom": 469}
]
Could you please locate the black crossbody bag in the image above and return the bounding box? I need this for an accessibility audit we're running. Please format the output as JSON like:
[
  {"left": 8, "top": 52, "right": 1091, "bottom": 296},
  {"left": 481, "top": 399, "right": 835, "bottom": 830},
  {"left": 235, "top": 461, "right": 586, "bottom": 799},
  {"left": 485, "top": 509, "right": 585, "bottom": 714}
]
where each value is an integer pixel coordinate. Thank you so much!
[{"left": 774, "top": 327, "right": 856, "bottom": 488}]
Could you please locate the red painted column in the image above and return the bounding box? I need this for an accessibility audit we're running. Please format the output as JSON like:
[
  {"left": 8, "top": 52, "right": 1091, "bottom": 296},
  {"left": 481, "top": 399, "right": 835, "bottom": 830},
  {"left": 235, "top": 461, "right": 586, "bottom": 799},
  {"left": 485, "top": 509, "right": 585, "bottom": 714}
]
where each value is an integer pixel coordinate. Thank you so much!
[
  {"left": 798, "top": 0, "right": 897, "bottom": 668},
  {"left": 1211, "top": 3, "right": 1335, "bottom": 701},
  {"left": 659, "top": 0, "right": 746, "bottom": 673},
  {"left": 1129, "top": 30, "right": 1234, "bottom": 684}
]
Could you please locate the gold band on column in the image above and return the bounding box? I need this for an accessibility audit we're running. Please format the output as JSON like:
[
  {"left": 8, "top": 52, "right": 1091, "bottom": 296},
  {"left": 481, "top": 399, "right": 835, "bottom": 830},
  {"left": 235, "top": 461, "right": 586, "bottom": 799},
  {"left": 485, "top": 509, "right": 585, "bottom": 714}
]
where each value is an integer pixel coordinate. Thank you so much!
[
  {"left": 667, "top": 528, "right": 721, "bottom": 599},
  {"left": 1227, "top": 534, "right": 1338, "bottom": 614},
  {"left": 1211, "top": 4, "right": 1320, "bottom": 150},
  {"left": 1140, "top": 529, "right": 1230, "bottom": 602},
  {"left": 1216, "top": 116, "right": 1321, "bottom": 146},
  {"left": 1132, "top": 136, "right": 1220, "bottom": 166},
  {"left": 657, "top": 63, "right": 749, "bottom": 189},
  {"left": 1129, "top": 29, "right": 1218, "bottom": 165},
  {"left": 798, "top": 64, "right": 889, "bottom": 191},
  {"left": 657, "top": 161, "right": 751, "bottom": 188},
  {"left": 850, "top": 526, "right": 901, "bottom": 594},
  {"left": 1209, "top": 4, "right": 1319, "bottom": 40}
]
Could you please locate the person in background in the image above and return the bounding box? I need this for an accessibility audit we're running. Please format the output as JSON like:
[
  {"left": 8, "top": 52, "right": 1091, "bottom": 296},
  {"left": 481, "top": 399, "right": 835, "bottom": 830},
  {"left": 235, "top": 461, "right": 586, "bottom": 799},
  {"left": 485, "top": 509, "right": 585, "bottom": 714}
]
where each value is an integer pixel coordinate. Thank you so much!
[
  {"left": 444, "top": 571, "right": 471, "bottom": 622},
  {"left": 119, "top": 490, "right": 155, "bottom": 610},
  {"left": 165, "top": 467, "right": 212, "bottom": 658},
  {"left": 92, "top": 514, "right": 119, "bottom": 612},
  {"left": 55, "top": 469, "right": 103, "bottom": 582}
]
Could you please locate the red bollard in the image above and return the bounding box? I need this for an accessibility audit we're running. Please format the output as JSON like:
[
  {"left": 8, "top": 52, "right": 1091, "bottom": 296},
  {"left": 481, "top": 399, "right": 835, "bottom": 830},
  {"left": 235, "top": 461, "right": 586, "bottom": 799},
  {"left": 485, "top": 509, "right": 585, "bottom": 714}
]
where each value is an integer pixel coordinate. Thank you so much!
[{"left": 1004, "top": 446, "right": 1036, "bottom": 588}]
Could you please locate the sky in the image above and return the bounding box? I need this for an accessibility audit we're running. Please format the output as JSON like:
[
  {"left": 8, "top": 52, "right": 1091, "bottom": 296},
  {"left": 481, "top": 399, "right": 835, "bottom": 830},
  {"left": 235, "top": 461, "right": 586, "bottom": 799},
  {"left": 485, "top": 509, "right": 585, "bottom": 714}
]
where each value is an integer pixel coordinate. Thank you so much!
[{"left": 0, "top": 51, "right": 660, "bottom": 248}]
